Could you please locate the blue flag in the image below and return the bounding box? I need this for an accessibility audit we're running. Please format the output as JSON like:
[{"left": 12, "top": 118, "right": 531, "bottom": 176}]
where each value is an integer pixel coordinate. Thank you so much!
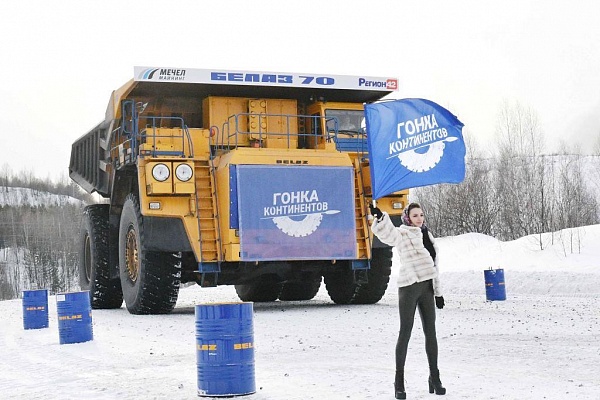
[{"left": 364, "top": 98, "right": 466, "bottom": 199}]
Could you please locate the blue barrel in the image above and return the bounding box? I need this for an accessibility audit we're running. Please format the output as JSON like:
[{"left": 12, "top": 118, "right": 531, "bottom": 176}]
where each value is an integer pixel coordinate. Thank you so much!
[
  {"left": 56, "top": 291, "right": 93, "bottom": 345},
  {"left": 22, "top": 289, "right": 49, "bottom": 329},
  {"left": 484, "top": 268, "right": 507, "bottom": 301},
  {"left": 195, "top": 302, "right": 255, "bottom": 397}
]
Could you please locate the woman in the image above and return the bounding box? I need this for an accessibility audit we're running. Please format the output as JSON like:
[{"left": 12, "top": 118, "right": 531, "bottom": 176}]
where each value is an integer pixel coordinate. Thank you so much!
[{"left": 370, "top": 202, "right": 446, "bottom": 399}]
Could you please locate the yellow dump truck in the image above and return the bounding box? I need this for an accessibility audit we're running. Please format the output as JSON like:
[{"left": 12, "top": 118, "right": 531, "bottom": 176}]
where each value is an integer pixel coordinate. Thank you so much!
[{"left": 70, "top": 67, "right": 408, "bottom": 314}]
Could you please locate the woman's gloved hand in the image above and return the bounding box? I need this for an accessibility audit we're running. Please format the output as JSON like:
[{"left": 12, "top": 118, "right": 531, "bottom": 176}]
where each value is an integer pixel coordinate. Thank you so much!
[
  {"left": 369, "top": 203, "right": 383, "bottom": 221},
  {"left": 435, "top": 296, "right": 445, "bottom": 309}
]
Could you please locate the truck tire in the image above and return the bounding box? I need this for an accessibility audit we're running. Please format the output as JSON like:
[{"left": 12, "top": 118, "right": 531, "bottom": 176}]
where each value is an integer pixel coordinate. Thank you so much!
[
  {"left": 80, "top": 204, "right": 123, "bottom": 309},
  {"left": 324, "top": 247, "right": 392, "bottom": 305},
  {"left": 323, "top": 263, "right": 356, "bottom": 304},
  {"left": 119, "top": 195, "right": 181, "bottom": 314},
  {"left": 235, "top": 276, "right": 282, "bottom": 302},
  {"left": 278, "top": 276, "right": 322, "bottom": 301},
  {"left": 352, "top": 247, "right": 392, "bottom": 304}
]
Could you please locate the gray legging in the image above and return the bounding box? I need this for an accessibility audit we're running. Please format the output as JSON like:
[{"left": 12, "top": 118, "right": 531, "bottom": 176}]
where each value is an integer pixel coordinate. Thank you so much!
[{"left": 396, "top": 279, "right": 438, "bottom": 372}]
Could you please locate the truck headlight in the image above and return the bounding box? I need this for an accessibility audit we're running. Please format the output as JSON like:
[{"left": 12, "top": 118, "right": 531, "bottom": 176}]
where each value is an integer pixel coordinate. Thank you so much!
[
  {"left": 152, "top": 163, "right": 170, "bottom": 182},
  {"left": 175, "top": 164, "right": 193, "bottom": 182}
]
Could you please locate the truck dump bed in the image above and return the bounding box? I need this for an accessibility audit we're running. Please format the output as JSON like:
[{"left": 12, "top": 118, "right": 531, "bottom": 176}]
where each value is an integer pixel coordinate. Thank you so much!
[{"left": 69, "top": 120, "right": 112, "bottom": 197}]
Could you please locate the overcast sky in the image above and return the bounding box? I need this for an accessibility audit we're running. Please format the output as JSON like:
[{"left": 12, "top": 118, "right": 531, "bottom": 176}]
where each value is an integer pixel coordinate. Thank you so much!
[{"left": 1, "top": 0, "right": 599, "bottom": 181}]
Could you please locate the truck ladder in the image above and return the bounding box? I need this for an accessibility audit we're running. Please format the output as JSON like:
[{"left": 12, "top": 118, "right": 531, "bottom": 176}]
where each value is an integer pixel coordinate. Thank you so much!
[
  {"left": 194, "top": 160, "right": 221, "bottom": 281},
  {"left": 353, "top": 157, "right": 372, "bottom": 269}
]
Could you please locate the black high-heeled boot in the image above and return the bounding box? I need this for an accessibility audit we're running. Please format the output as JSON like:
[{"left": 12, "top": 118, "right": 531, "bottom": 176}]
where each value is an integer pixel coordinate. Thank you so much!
[
  {"left": 394, "top": 371, "right": 406, "bottom": 399},
  {"left": 428, "top": 369, "right": 446, "bottom": 395}
]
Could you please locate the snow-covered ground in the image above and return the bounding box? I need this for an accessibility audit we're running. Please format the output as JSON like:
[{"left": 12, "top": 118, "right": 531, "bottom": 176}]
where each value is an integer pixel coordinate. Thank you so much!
[{"left": 1, "top": 226, "right": 599, "bottom": 400}]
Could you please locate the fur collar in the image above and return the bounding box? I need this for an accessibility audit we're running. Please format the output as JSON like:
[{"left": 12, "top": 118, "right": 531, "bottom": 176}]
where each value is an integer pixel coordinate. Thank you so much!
[{"left": 399, "top": 224, "right": 423, "bottom": 238}]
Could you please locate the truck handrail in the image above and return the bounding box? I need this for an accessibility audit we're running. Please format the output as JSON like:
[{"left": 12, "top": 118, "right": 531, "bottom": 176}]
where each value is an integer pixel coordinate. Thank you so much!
[
  {"left": 110, "top": 115, "right": 194, "bottom": 168},
  {"left": 139, "top": 116, "right": 194, "bottom": 158},
  {"left": 212, "top": 113, "right": 366, "bottom": 152}
]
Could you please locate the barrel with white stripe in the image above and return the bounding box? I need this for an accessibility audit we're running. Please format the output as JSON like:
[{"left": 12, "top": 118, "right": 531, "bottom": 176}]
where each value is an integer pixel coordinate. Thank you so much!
[{"left": 56, "top": 291, "right": 93, "bottom": 344}]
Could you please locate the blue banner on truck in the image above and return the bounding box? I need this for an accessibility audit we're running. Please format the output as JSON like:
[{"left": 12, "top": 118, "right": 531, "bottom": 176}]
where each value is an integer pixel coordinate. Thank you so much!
[{"left": 236, "top": 165, "right": 357, "bottom": 261}]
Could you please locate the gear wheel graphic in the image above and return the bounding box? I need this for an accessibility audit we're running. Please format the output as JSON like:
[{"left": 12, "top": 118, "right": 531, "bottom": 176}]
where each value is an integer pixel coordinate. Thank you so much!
[
  {"left": 397, "top": 141, "right": 446, "bottom": 172},
  {"left": 272, "top": 213, "right": 323, "bottom": 237}
]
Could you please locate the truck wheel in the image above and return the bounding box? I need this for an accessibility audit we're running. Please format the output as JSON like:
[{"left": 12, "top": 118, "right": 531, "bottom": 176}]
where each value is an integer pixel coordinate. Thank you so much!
[
  {"left": 235, "top": 276, "right": 282, "bottom": 302},
  {"left": 278, "top": 276, "right": 322, "bottom": 301},
  {"left": 352, "top": 247, "right": 392, "bottom": 304},
  {"left": 119, "top": 195, "right": 181, "bottom": 314},
  {"left": 324, "top": 247, "right": 392, "bottom": 305},
  {"left": 323, "top": 262, "right": 356, "bottom": 304},
  {"left": 80, "top": 204, "right": 123, "bottom": 309}
]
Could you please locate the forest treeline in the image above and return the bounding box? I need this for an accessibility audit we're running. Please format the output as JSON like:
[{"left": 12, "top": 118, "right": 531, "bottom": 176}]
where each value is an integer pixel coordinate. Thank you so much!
[
  {"left": 0, "top": 164, "right": 95, "bottom": 203},
  {"left": 0, "top": 169, "right": 94, "bottom": 300},
  {"left": 415, "top": 102, "right": 600, "bottom": 244},
  {"left": 414, "top": 152, "right": 600, "bottom": 242}
]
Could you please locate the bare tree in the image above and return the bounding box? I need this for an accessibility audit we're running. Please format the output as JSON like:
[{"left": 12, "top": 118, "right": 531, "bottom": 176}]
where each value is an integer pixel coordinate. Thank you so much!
[
  {"left": 0, "top": 164, "right": 12, "bottom": 191},
  {"left": 414, "top": 183, "right": 454, "bottom": 235},
  {"left": 414, "top": 132, "right": 498, "bottom": 236},
  {"left": 594, "top": 131, "right": 600, "bottom": 155},
  {"left": 553, "top": 150, "right": 599, "bottom": 254},
  {"left": 493, "top": 100, "right": 550, "bottom": 243}
]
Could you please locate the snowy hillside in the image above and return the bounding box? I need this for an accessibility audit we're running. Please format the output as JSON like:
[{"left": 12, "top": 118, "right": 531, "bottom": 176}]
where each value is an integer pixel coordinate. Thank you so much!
[
  {"left": 1, "top": 225, "right": 599, "bottom": 399},
  {"left": 0, "top": 187, "right": 83, "bottom": 207}
]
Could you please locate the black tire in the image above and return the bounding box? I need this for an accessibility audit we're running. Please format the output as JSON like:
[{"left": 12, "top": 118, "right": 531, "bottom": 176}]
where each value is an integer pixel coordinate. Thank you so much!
[
  {"left": 278, "top": 276, "right": 322, "bottom": 301},
  {"left": 323, "top": 261, "right": 356, "bottom": 304},
  {"left": 119, "top": 194, "right": 181, "bottom": 314},
  {"left": 324, "top": 247, "right": 392, "bottom": 305},
  {"left": 79, "top": 204, "right": 123, "bottom": 309},
  {"left": 352, "top": 247, "right": 392, "bottom": 304},
  {"left": 235, "top": 276, "right": 282, "bottom": 302}
]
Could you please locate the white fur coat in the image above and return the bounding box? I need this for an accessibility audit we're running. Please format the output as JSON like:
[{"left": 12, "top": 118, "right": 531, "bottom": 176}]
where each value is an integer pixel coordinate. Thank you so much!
[{"left": 371, "top": 212, "right": 441, "bottom": 296}]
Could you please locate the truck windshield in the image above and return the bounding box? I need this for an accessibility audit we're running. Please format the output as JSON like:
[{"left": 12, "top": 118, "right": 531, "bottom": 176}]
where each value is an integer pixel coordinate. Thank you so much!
[{"left": 325, "top": 109, "right": 365, "bottom": 136}]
